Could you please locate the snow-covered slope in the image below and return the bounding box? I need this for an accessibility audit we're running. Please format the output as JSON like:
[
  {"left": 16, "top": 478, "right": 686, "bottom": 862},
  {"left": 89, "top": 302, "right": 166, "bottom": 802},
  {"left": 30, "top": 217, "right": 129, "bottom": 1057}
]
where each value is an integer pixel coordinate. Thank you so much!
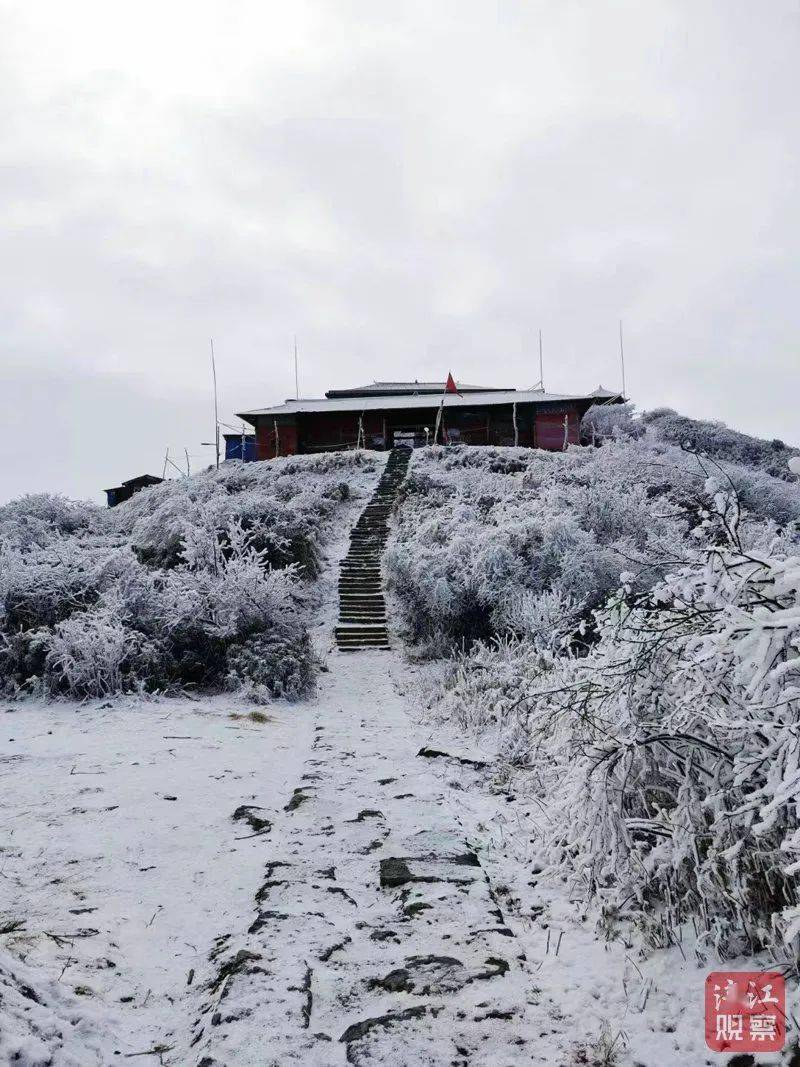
[
  {"left": 0, "top": 451, "right": 382, "bottom": 702},
  {"left": 3, "top": 411, "right": 800, "bottom": 1064},
  {"left": 386, "top": 413, "right": 800, "bottom": 982}
]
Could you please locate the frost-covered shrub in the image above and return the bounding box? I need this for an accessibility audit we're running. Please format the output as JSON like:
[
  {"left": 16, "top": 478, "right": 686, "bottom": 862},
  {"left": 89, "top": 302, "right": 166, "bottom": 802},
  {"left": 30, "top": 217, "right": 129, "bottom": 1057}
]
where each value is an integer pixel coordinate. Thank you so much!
[
  {"left": 386, "top": 444, "right": 691, "bottom": 651},
  {"left": 0, "top": 451, "right": 379, "bottom": 699},
  {"left": 42, "top": 606, "right": 147, "bottom": 698},
  {"left": 430, "top": 484, "right": 800, "bottom": 960},
  {"left": 491, "top": 588, "right": 582, "bottom": 648},
  {"left": 580, "top": 401, "right": 643, "bottom": 444},
  {"left": 0, "top": 493, "right": 103, "bottom": 551},
  {"left": 388, "top": 429, "right": 800, "bottom": 654},
  {"left": 642, "top": 407, "right": 800, "bottom": 481},
  {"left": 0, "top": 540, "right": 133, "bottom": 631},
  {"left": 225, "top": 630, "right": 317, "bottom": 702},
  {"left": 116, "top": 451, "right": 368, "bottom": 574}
]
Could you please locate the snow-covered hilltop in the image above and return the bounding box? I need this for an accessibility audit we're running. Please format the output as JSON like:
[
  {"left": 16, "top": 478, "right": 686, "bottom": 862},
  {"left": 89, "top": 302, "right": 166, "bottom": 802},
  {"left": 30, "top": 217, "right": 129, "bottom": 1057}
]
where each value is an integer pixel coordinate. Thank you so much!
[{"left": 1, "top": 406, "right": 799, "bottom": 1065}]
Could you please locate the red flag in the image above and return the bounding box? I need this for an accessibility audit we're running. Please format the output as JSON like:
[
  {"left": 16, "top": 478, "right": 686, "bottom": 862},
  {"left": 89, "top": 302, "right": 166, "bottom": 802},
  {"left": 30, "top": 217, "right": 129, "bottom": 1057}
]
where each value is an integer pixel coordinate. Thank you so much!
[{"left": 445, "top": 372, "right": 461, "bottom": 395}]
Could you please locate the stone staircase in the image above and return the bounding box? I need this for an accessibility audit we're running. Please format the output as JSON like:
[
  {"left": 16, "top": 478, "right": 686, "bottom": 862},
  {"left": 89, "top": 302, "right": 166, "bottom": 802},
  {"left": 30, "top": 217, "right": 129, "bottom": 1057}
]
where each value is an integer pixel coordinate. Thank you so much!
[{"left": 335, "top": 449, "right": 410, "bottom": 651}]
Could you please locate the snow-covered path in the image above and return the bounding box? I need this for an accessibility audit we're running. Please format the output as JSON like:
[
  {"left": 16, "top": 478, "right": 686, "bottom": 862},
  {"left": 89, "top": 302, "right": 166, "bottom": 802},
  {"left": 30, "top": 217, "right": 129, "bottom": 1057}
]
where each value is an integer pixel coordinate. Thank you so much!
[{"left": 192, "top": 651, "right": 531, "bottom": 1066}]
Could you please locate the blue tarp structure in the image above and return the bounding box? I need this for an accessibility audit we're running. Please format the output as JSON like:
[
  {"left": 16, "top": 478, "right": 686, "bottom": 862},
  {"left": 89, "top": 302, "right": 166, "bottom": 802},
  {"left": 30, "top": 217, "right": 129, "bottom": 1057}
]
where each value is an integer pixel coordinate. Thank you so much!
[{"left": 224, "top": 433, "right": 256, "bottom": 462}]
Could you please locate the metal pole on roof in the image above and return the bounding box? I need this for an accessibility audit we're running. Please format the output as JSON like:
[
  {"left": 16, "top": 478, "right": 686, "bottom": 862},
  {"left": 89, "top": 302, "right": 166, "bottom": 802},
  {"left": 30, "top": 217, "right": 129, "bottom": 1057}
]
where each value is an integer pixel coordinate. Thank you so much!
[
  {"left": 294, "top": 336, "right": 299, "bottom": 400},
  {"left": 539, "top": 329, "right": 544, "bottom": 391},
  {"left": 210, "top": 338, "right": 220, "bottom": 470},
  {"left": 619, "top": 320, "right": 626, "bottom": 399}
]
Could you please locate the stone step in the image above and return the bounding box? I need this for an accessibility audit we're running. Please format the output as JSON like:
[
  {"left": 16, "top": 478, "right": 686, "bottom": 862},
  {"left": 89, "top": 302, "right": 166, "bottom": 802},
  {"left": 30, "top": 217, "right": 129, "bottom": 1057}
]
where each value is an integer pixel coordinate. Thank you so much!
[
  {"left": 335, "top": 452, "right": 406, "bottom": 651},
  {"left": 336, "top": 637, "right": 390, "bottom": 646},
  {"left": 334, "top": 640, "right": 392, "bottom": 648},
  {"left": 336, "top": 637, "right": 390, "bottom": 647}
]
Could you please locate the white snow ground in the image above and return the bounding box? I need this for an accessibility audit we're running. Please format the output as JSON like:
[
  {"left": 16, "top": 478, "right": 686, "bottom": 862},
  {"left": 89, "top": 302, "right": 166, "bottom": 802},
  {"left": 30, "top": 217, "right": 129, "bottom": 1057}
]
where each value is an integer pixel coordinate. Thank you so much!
[
  {"left": 0, "top": 454, "right": 788, "bottom": 1065},
  {"left": 0, "top": 694, "right": 314, "bottom": 1063},
  {"left": 1, "top": 658, "right": 772, "bottom": 1067}
]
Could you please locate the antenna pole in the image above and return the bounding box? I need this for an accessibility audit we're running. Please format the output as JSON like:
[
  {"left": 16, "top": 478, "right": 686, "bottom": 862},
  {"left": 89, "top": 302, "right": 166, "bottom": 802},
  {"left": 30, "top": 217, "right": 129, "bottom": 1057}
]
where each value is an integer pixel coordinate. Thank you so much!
[
  {"left": 619, "top": 320, "right": 626, "bottom": 399},
  {"left": 162, "top": 447, "right": 169, "bottom": 479},
  {"left": 185, "top": 448, "right": 191, "bottom": 476},
  {"left": 539, "top": 329, "right": 544, "bottom": 390},
  {"left": 294, "top": 336, "right": 299, "bottom": 400},
  {"left": 210, "top": 338, "right": 220, "bottom": 470}
]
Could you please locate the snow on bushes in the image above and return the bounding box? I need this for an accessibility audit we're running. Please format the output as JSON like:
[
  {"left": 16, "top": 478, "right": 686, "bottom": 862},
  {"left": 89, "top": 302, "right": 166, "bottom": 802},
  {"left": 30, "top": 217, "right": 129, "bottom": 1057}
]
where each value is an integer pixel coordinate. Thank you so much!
[
  {"left": 386, "top": 422, "right": 800, "bottom": 654},
  {"left": 0, "top": 492, "right": 102, "bottom": 551},
  {"left": 397, "top": 417, "right": 800, "bottom": 960},
  {"left": 641, "top": 406, "right": 800, "bottom": 481},
  {"left": 436, "top": 501, "right": 800, "bottom": 960},
  {"left": 385, "top": 442, "right": 682, "bottom": 652},
  {"left": 0, "top": 451, "right": 380, "bottom": 700}
]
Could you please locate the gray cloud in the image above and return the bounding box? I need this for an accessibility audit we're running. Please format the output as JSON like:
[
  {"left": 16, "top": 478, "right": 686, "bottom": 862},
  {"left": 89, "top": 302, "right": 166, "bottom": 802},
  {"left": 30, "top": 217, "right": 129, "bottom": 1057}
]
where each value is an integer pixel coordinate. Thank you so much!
[{"left": 1, "top": 0, "right": 798, "bottom": 503}]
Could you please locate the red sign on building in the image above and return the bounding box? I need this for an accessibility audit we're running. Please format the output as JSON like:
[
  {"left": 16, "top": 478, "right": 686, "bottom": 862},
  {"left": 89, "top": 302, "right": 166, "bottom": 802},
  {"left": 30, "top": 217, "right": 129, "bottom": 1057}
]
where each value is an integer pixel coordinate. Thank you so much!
[{"left": 705, "top": 971, "right": 785, "bottom": 1053}]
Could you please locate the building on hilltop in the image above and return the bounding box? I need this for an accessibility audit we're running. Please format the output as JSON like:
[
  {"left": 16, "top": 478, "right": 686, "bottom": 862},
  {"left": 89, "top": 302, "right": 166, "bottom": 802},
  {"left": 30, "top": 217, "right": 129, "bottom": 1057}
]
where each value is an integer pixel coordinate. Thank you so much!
[
  {"left": 236, "top": 380, "right": 623, "bottom": 459},
  {"left": 105, "top": 473, "right": 163, "bottom": 508}
]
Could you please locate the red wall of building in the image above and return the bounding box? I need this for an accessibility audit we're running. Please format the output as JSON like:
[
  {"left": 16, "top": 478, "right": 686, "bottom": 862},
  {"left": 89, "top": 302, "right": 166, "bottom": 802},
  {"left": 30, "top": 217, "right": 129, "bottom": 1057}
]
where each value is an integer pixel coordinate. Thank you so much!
[
  {"left": 535, "top": 408, "right": 580, "bottom": 450},
  {"left": 249, "top": 402, "right": 583, "bottom": 459},
  {"left": 299, "top": 411, "right": 385, "bottom": 451},
  {"left": 256, "top": 420, "right": 298, "bottom": 459}
]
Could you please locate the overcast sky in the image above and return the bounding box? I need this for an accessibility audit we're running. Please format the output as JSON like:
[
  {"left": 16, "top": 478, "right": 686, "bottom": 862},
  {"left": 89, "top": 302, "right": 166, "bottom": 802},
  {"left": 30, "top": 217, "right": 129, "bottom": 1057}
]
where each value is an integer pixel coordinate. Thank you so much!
[{"left": 1, "top": 0, "right": 798, "bottom": 503}]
